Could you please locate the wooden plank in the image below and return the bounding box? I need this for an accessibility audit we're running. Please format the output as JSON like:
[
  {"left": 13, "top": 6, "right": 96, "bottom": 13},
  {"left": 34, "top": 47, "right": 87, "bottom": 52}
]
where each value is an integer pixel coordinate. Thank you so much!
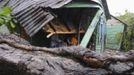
[
  {"left": 43, "top": 20, "right": 85, "bottom": 38},
  {"left": 43, "top": 23, "right": 54, "bottom": 32},
  {"left": 80, "top": 10, "right": 103, "bottom": 48},
  {"left": 48, "top": 31, "right": 85, "bottom": 35},
  {"left": 46, "top": 31, "right": 85, "bottom": 38},
  {"left": 50, "top": 21, "right": 69, "bottom": 32}
]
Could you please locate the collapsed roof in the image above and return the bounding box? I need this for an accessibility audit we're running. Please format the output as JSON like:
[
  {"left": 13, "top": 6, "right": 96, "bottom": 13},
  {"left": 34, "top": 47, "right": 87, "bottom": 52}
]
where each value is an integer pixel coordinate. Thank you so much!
[{"left": 0, "top": 0, "right": 110, "bottom": 36}]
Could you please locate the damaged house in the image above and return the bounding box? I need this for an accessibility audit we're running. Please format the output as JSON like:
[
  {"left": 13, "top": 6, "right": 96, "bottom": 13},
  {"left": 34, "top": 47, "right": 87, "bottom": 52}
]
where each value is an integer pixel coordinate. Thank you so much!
[{"left": 0, "top": 0, "right": 110, "bottom": 52}]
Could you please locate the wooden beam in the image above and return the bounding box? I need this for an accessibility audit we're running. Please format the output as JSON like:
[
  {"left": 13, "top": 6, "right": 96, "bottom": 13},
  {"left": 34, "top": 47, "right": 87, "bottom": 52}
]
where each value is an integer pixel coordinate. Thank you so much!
[
  {"left": 80, "top": 10, "right": 103, "bottom": 48},
  {"left": 46, "top": 31, "right": 85, "bottom": 38}
]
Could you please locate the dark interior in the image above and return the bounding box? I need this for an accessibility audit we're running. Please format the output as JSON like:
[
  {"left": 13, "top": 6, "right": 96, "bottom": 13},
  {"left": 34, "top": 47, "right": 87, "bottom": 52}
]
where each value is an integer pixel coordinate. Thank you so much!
[{"left": 30, "top": 8, "right": 98, "bottom": 48}]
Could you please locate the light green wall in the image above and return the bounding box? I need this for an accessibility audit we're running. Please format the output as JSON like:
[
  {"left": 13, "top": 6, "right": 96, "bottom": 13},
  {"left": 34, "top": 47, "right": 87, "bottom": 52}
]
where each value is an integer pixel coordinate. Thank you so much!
[{"left": 106, "top": 23, "right": 124, "bottom": 50}]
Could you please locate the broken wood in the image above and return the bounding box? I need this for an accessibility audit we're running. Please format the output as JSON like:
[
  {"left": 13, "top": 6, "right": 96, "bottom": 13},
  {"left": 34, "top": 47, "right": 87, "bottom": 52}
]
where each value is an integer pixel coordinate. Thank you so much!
[{"left": 43, "top": 20, "right": 85, "bottom": 38}]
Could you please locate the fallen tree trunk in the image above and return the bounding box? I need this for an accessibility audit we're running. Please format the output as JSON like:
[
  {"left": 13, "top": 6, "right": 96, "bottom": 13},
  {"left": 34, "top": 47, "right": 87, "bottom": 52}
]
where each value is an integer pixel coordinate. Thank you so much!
[
  {"left": 0, "top": 37, "right": 105, "bottom": 68},
  {"left": 0, "top": 35, "right": 134, "bottom": 67},
  {"left": 0, "top": 34, "right": 134, "bottom": 75}
]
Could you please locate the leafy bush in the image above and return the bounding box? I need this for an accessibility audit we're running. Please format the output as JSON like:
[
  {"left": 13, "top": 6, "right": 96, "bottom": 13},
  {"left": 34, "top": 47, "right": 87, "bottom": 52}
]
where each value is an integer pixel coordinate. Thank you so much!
[
  {"left": 115, "top": 32, "right": 123, "bottom": 44},
  {"left": 0, "top": 6, "right": 16, "bottom": 33},
  {"left": 117, "top": 11, "right": 134, "bottom": 51}
]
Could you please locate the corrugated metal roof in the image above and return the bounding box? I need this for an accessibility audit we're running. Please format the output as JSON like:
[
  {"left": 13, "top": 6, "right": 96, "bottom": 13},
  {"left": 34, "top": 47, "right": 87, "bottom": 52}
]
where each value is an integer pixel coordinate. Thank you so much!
[
  {"left": 0, "top": 0, "right": 72, "bottom": 36},
  {"left": 15, "top": 7, "right": 54, "bottom": 36}
]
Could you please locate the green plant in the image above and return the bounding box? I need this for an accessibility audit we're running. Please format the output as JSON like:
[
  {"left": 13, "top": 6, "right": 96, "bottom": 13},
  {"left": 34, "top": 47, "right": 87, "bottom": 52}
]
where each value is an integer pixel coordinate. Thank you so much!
[
  {"left": 115, "top": 30, "right": 132, "bottom": 51},
  {"left": 115, "top": 32, "right": 123, "bottom": 44},
  {"left": 0, "top": 6, "right": 16, "bottom": 33},
  {"left": 122, "top": 26, "right": 133, "bottom": 51},
  {"left": 117, "top": 11, "right": 134, "bottom": 51}
]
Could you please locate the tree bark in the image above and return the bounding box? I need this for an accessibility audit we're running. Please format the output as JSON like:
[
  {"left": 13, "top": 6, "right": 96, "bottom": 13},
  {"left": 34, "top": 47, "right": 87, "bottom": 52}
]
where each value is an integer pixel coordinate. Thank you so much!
[
  {"left": 0, "top": 38, "right": 105, "bottom": 68},
  {"left": 0, "top": 34, "right": 134, "bottom": 75},
  {"left": 0, "top": 34, "right": 134, "bottom": 67}
]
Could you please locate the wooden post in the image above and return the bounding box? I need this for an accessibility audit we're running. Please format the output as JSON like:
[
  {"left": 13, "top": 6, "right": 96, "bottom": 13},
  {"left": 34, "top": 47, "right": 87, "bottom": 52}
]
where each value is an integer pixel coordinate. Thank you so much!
[{"left": 80, "top": 10, "right": 102, "bottom": 48}]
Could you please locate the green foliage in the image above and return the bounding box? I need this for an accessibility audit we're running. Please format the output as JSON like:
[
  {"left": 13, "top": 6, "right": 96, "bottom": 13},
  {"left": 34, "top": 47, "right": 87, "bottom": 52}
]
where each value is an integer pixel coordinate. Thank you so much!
[
  {"left": 115, "top": 32, "right": 123, "bottom": 44},
  {"left": 117, "top": 10, "right": 134, "bottom": 51},
  {"left": 0, "top": 6, "right": 16, "bottom": 33},
  {"left": 117, "top": 10, "right": 134, "bottom": 26}
]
